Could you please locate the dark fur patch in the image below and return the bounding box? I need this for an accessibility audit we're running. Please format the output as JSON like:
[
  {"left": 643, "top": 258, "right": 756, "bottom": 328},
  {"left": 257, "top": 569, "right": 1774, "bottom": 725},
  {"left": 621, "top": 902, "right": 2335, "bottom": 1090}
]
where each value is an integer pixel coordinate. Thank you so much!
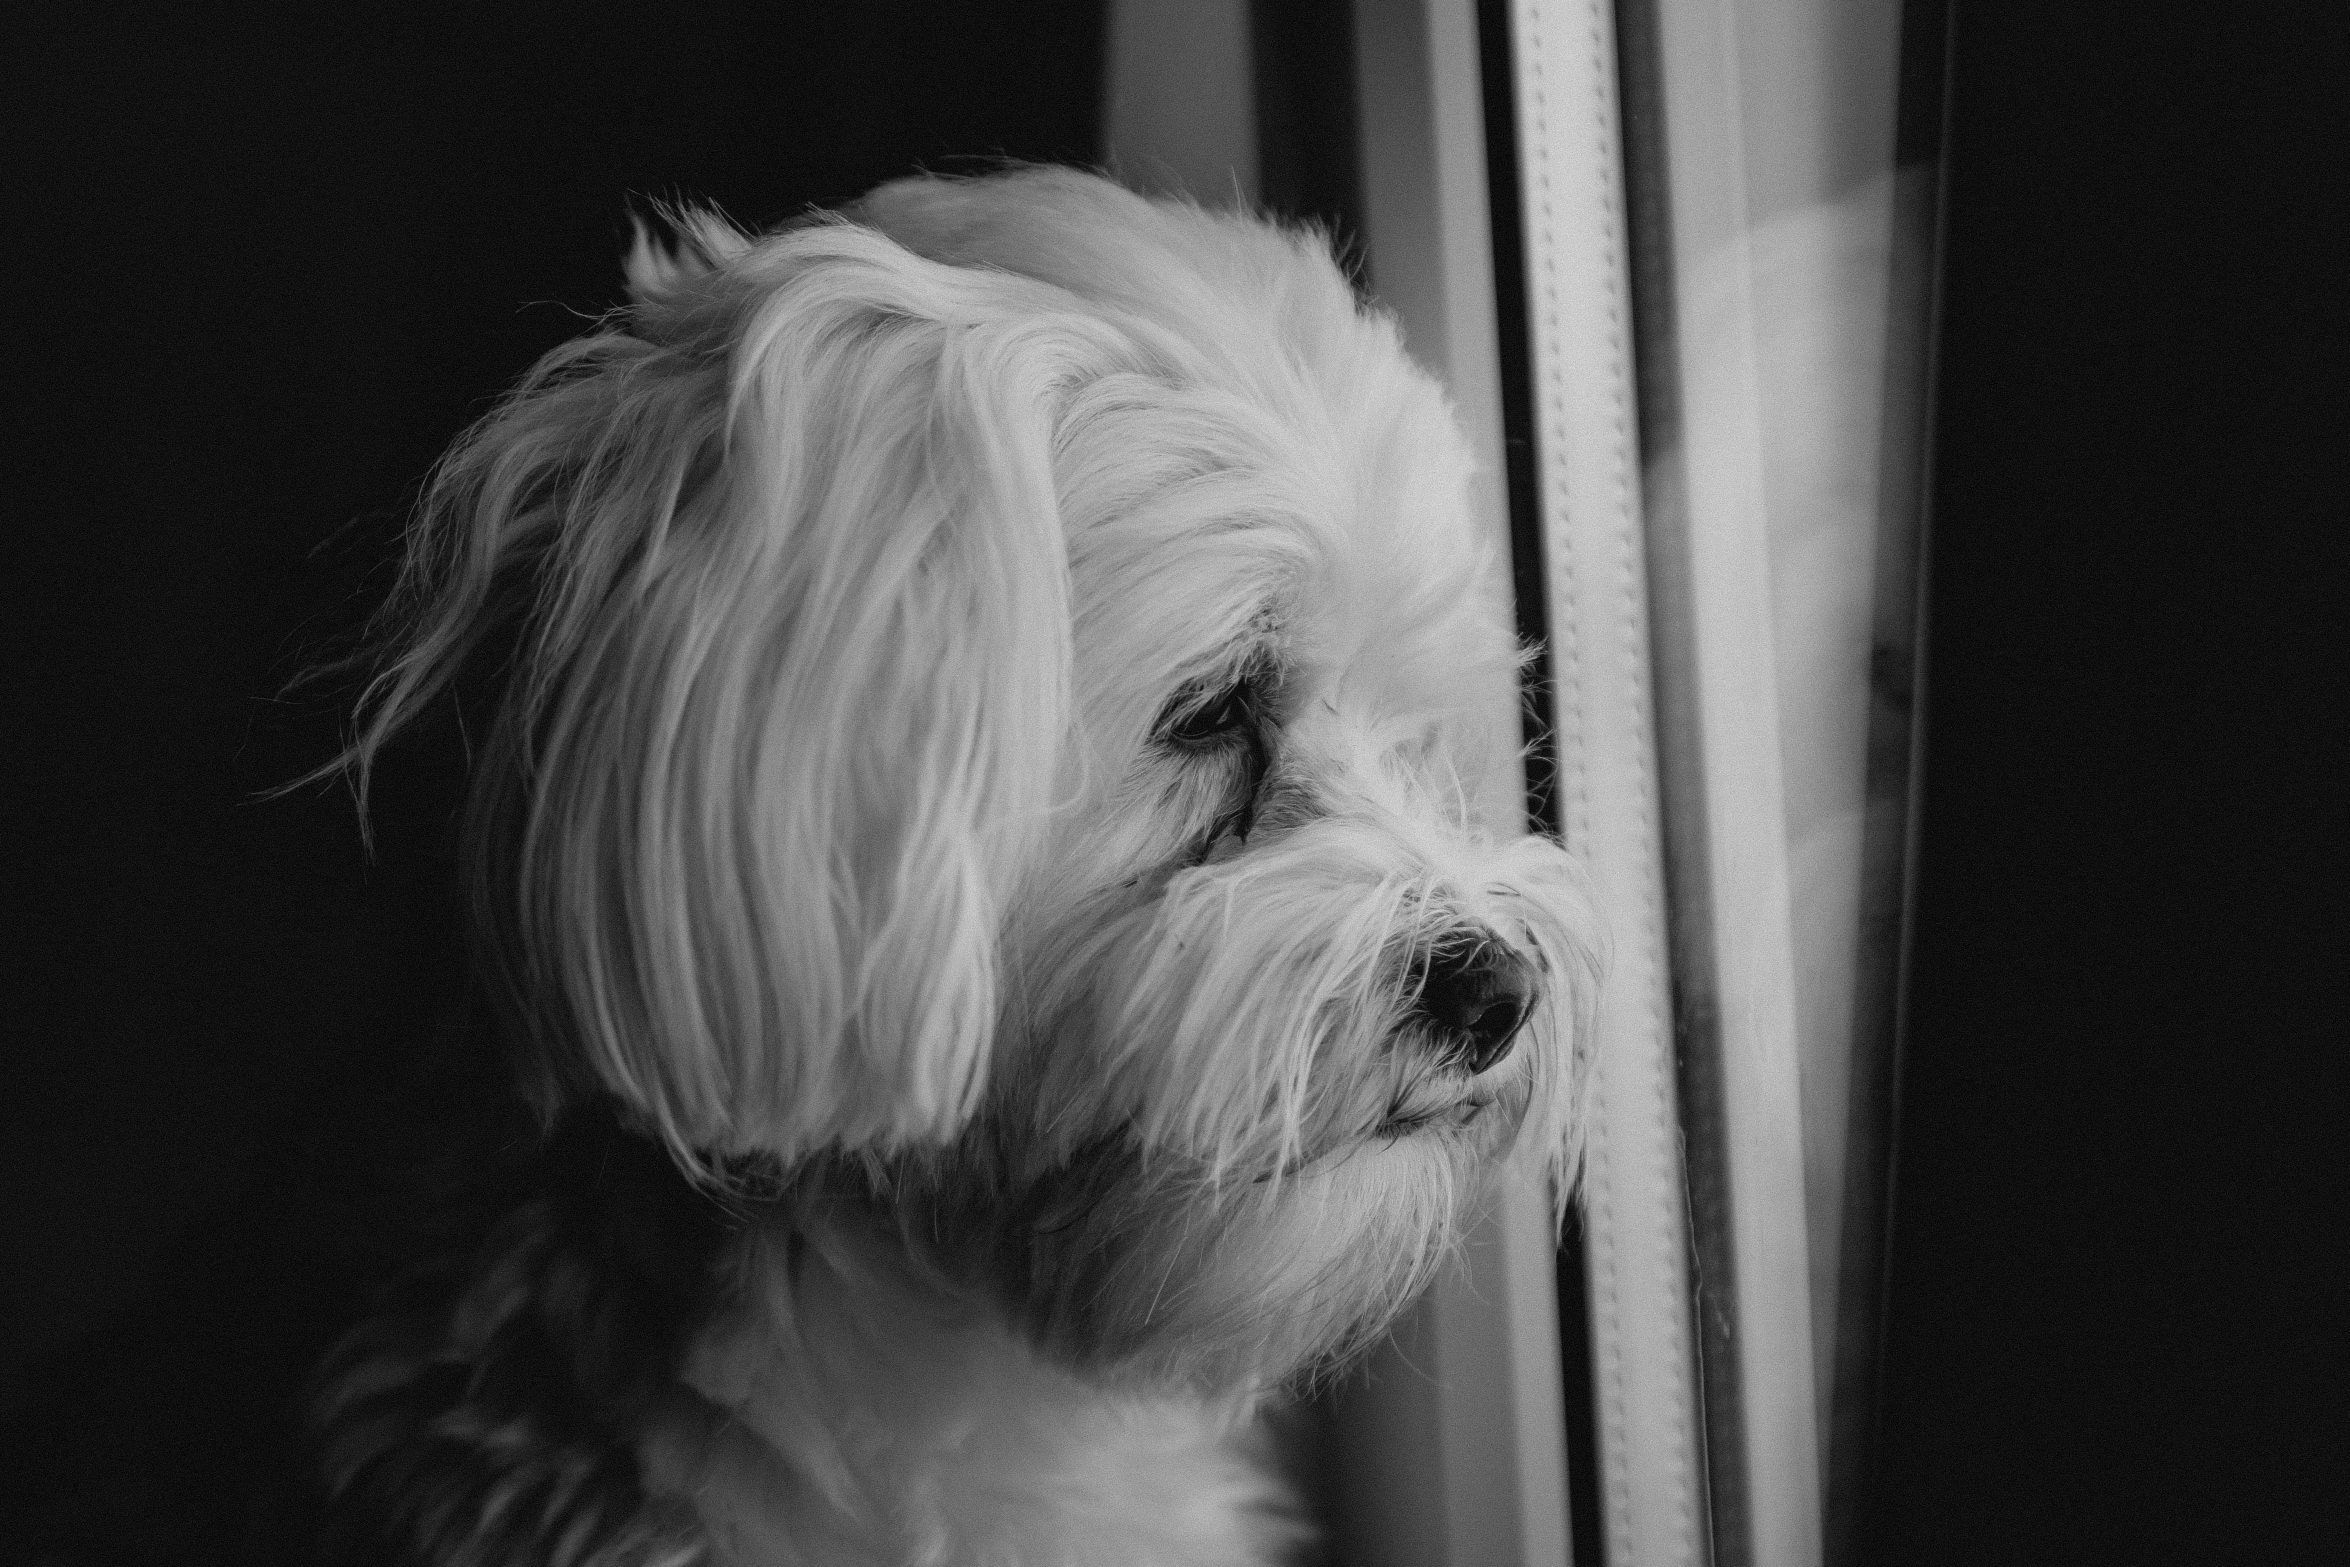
[{"left": 313, "top": 1107, "right": 731, "bottom": 1566}]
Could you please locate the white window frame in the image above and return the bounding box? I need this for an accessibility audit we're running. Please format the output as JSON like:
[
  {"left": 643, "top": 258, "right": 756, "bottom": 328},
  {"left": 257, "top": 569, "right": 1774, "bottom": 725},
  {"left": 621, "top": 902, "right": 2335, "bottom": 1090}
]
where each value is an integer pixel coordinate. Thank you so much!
[{"left": 1351, "top": 3, "right": 1720, "bottom": 1565}]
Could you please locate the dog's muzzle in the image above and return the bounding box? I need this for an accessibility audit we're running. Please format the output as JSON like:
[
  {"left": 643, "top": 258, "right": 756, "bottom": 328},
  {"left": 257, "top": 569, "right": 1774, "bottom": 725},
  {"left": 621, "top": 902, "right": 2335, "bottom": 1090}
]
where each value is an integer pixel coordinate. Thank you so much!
[{"left": 1411, "top": 936, "right": 1537, "bottom": 1076}]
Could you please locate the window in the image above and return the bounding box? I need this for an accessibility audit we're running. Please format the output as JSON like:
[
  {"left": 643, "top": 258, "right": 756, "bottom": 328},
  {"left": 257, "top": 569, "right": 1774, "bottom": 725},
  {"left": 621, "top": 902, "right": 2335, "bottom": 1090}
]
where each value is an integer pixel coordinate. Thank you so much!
[{"left": 1104, "top": 2, "right": 1948, "bottom": 1561}]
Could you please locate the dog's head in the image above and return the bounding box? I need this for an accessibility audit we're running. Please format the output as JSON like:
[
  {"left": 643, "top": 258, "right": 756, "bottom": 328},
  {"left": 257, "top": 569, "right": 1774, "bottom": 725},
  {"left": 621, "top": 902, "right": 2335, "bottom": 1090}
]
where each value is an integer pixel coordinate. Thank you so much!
[{"left": 349, "top": 168, "right": 1599, "bottom": 1388}]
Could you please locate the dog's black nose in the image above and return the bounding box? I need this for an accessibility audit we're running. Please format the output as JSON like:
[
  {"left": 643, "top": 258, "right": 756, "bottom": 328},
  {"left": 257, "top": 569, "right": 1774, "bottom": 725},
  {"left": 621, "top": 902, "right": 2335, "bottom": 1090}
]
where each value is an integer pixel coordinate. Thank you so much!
[{"left": 1412, "top": 941, "right": 1537, "bottom": 1075}]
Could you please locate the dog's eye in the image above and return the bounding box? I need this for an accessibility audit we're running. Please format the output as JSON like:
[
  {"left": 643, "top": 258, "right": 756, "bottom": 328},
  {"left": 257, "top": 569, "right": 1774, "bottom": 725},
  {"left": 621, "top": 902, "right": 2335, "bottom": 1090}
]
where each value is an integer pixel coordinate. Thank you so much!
[{"left": 1160, "top": 678, "right": 1257, "bottom": 748}]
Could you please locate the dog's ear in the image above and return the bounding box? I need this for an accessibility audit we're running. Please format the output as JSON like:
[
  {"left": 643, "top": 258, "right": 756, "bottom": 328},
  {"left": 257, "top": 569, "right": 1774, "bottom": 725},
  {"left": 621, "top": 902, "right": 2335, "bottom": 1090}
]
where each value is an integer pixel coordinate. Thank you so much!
[{"left": 348, "top": 215, "right": 1101, "bottom": 1170}]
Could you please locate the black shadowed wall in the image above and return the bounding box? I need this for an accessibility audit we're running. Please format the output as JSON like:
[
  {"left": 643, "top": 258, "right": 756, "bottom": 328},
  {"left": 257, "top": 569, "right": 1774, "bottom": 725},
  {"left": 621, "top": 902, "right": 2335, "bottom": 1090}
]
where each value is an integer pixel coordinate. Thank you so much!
[{"left": 2, "top": 3, "right": 1103, "bottom": 1555}]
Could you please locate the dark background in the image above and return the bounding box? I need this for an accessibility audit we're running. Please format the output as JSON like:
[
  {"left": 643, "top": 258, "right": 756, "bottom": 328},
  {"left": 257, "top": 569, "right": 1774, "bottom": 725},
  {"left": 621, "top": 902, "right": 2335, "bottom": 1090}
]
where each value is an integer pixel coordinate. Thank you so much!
[
  {"left": 2, "top": 2, "right": 1106, "bottom": 1554},
  {"left": 2, "top": 1, "right": 2331, "bottom": 1563},
  {"left": 1863, "top": 4, "right": 2333, "bottom": 1564}
]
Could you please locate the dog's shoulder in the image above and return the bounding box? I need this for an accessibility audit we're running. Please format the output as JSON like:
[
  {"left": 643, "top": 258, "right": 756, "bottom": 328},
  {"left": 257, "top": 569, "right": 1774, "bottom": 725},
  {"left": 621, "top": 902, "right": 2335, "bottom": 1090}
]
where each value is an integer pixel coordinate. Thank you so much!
[{"left": 313, "top": 1104, "right": 732, "bottom": 1567}]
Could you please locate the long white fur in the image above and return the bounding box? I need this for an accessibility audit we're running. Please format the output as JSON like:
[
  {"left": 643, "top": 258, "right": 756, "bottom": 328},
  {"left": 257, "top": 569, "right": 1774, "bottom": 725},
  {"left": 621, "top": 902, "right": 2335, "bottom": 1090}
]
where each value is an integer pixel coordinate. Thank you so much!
[
  {"left": 637, "top": 1217, "right": 1310, "bottom": 1567},
  {"left": 329, "top": 168, "right": 1603, "bottom": 1564}
]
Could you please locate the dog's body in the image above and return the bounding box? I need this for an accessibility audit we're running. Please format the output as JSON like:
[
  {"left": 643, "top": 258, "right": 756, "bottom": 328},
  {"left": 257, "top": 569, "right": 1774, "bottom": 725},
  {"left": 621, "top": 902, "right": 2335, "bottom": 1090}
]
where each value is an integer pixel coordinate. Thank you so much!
[{"left": 316, "top": 169, "right": 1597, "bottom": 1565}]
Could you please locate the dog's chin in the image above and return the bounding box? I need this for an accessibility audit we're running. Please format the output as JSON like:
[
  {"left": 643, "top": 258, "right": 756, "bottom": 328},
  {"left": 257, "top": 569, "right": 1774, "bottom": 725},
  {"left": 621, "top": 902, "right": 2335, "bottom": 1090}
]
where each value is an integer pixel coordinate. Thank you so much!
[{"left": 865, "top": 1056, "right": 1534, "bottom": 1397}]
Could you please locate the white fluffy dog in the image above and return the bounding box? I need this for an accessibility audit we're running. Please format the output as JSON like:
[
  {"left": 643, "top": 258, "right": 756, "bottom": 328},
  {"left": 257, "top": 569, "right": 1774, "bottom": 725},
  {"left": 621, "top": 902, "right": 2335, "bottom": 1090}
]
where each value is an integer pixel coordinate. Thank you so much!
[{"left": 314, "top": 167, "right": 1598, "bottom": 1566}]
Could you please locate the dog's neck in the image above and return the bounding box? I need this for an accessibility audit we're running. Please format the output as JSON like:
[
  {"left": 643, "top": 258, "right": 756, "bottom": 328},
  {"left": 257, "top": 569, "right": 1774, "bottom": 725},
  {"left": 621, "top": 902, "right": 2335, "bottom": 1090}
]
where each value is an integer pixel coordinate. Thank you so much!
[{"left": 635, "top": 1210, "right": 1310, "bottom": 1566}]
